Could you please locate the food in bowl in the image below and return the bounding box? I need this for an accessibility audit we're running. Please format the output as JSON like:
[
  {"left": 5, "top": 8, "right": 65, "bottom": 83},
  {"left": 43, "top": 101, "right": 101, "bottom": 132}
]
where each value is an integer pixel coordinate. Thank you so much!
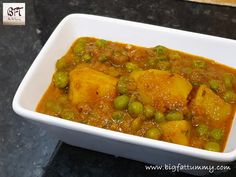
[{"left": 36, "top": 37, "right": 236, "bottom": 152}]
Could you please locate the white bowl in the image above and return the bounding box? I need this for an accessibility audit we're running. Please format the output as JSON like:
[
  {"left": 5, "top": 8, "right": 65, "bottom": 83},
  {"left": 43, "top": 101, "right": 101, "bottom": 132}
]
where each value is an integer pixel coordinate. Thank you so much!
[{"left": 12, "top": 14, "right": 236, "bottom": 175}]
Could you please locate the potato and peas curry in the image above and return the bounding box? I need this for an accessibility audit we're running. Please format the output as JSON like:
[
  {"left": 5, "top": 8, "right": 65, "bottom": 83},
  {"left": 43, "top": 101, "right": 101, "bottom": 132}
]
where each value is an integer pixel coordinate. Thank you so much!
[{"left": 37, "top": 37, "right": 236, "bottom": 152}]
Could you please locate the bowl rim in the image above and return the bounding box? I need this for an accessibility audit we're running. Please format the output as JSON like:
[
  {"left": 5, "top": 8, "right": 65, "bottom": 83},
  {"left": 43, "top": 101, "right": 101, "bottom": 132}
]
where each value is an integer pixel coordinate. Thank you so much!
[{"left": 12, "top": 13, "right": 236, "bottom": 162}]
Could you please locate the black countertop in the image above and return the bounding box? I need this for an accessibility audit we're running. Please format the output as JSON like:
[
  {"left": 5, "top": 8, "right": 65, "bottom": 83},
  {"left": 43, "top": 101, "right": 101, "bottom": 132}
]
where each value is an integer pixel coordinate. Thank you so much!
[{"left": 0, "top": 0, "right": 236, "bottom": 177}]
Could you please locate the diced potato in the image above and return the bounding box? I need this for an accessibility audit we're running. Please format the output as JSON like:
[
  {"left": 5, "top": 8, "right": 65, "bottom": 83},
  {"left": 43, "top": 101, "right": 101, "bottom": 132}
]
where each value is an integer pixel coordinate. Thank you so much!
[
  {"left": 160, "top": 120, "right": 191, "bottom": 146},
  {"left": 191, "top": 85, "right": 232, "bottom": 127},
  {"left": 69, "top": 67, "right": 118, "bottom": 104},
  {"left": 130, "top": 69, "right": 192, "bottom": 111}
]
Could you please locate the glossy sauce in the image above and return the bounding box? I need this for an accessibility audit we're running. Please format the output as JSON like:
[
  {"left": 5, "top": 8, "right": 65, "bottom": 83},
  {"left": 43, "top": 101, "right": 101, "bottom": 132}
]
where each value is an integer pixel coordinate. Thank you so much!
[{"left": 37, "top": 37, "right": 236, "bottom": 152}]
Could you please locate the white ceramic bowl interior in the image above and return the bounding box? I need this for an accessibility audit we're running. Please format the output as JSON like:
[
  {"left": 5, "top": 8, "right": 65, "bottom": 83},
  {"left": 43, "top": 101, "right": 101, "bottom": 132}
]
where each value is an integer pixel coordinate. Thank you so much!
[{"left": 12, "top": 14, "right": 236, "bottom": 169}]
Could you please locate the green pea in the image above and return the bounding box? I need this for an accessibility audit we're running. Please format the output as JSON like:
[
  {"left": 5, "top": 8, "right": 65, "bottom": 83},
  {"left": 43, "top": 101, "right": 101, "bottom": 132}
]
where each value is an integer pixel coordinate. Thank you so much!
[
  {"left": 224, "top": 73, "right": 233, "bottom": 89},
  {"left": 82, "top": 54, "right": 92, "bottom": 62},
  {"left": 155, "top": 45, "right": 168, "bottom": 56},
  {"left": 131, "top": 117, "right": 142, "bottom": 132},
  {"left": 209, "top": 80, "right": 220, "bottom": 91},
  {"left": 53, "top": 71, "right": 69, "bottom": 88},
  {"left": 117, "top": 77, "right": 128, "bottom": 94},
  {"left": 74, "top": 45, "right": 84, "bottom": 55},
  {"left": 95, "top": 39, "right": 107, "bottom": 48},
  {"left": 114, "top": 95, "right": 130, "bottom": 110},
  {"left": 112, "top": 111, "right": 124, "bottom": 123},
  {"left": 193, "top": 60, "right": 206, "bottom": 69},
  {"left": 45, "top": 101, "right": 62, "bottom": 114},
  {"left": 73, "top": 40, "right": 85, "bottom": 55},
  {"left": 145, "top": 128, "right": 161, "bottom": 140},
  {"left": 61, "top": 109, "right": 75, "bottom": 120},
  {"left": 210, "top": 128, "right": 223, "bottom": 140},
  {"left": 204, "top": 142, "right": 220, "bottom": 152},
  {"left": 56, "top": 58, "right": 67, "bottom": 70},
  {"left": 154, "top": 111, "right": 165, "bottom": 123},
  {"left": 125, "top": 62, "right": 139, "bottom": 72},
  {"left": 223, "top": 90, "right": 236, "bottom": 103},
  {"left": 128, "top": 101, "right": 143, "bottom": 116},
  {"left": 166, "top": 111, "right": 184, "bottom": 121},
  {"left": 144, "top": 105, "right": 155, "bottom": 119},
  {"left": 196, "top": 124, "right": 208, "bottom": 136},
  {"left": 224, "top": 77, "right": 233, "bottom": 89},
  {"left": 98, "top": 55, "right": 109, "bottom": 62}
]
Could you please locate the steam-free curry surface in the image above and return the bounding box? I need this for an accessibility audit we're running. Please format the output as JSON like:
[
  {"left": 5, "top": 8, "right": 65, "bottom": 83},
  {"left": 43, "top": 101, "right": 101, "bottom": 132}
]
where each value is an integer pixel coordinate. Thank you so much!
[{"left": 37, "top": 37, "right": 236, "bottom": 152}]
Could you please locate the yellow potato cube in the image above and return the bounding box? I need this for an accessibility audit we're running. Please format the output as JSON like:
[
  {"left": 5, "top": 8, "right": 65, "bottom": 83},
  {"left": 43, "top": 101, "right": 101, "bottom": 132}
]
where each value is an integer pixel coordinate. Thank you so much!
[
  {"left": 191, "top": 85, "right": 232, "bottom": 127},
  {"left": 130, "top": 69, "right": 192, "bottom": 111},
  {"left": 69, "top": 67, "right": 118, "bottom": 104},
  {"left": 160, "top": 120, "right": 191, "bottom": 146}
]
